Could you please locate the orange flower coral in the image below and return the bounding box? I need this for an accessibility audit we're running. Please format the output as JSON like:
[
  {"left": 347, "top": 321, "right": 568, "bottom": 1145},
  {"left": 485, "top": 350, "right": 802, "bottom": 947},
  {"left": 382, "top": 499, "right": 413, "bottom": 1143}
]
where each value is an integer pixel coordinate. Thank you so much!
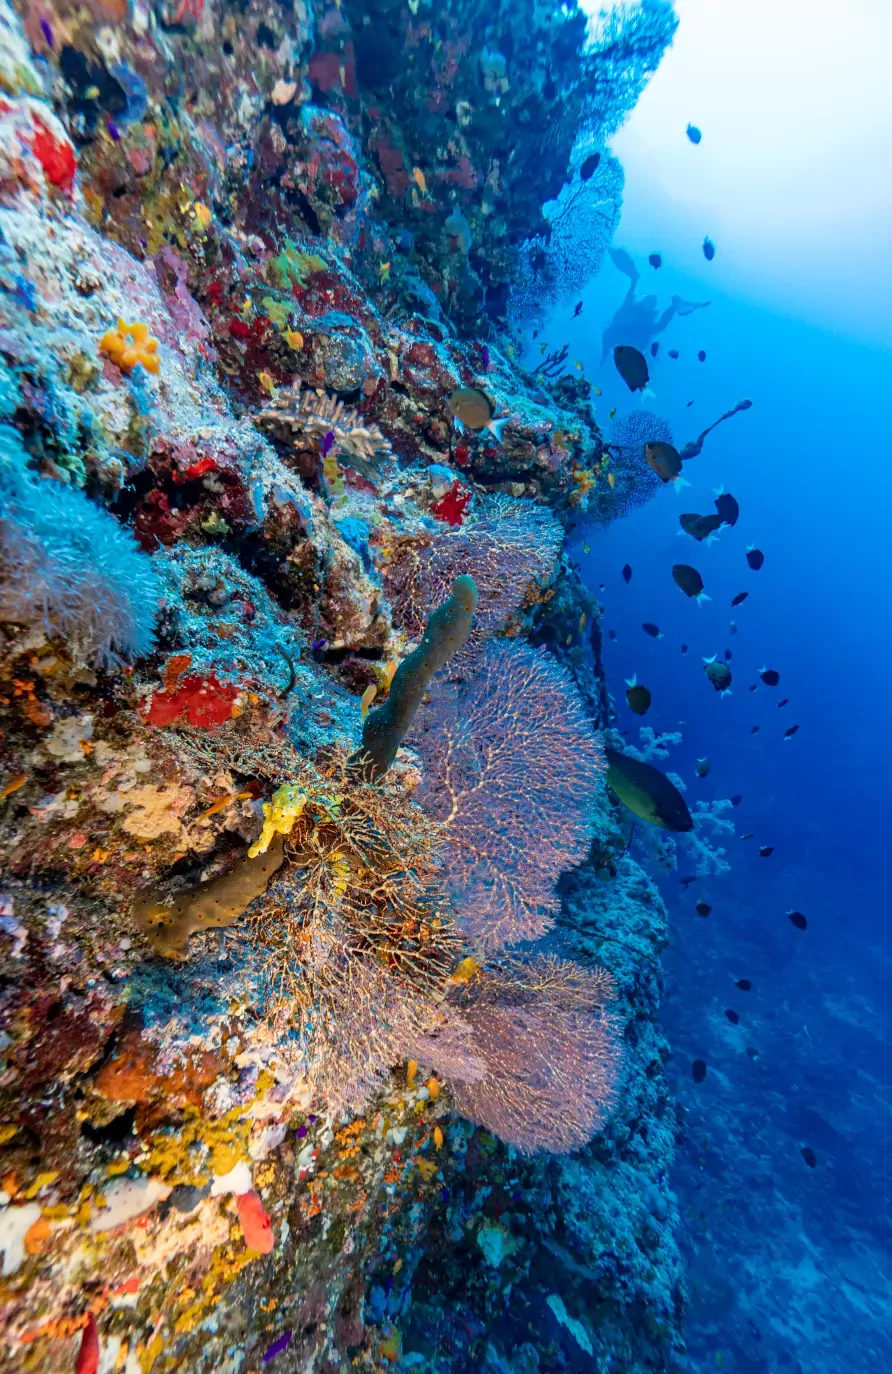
[{"left": 99, "top": 319, "right": 161, "bottom": 375}]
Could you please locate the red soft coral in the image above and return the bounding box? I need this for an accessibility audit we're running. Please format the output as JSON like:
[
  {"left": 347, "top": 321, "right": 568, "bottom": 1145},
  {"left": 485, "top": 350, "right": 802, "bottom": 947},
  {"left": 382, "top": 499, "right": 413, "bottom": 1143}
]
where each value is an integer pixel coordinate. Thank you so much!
[
  {"left": 144, "top": 674, "right": 237, "bottom": 729},
  {"left": 431, "top": 482, "right": 471, "bottom": 527}
]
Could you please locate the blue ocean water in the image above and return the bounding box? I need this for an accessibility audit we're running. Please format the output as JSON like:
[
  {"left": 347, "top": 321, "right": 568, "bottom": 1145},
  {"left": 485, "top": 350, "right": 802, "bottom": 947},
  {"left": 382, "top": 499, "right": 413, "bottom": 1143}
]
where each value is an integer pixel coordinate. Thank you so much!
[{"left": 550, "top": 154, "right": 892, "bottom": 1374}]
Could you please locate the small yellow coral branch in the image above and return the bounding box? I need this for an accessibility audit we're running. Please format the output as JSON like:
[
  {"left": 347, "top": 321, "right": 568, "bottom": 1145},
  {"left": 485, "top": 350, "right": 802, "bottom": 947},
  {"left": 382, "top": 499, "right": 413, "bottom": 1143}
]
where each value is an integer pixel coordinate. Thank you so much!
[{"left": 248, "top": 784, "right": 307, "bottom": 858}]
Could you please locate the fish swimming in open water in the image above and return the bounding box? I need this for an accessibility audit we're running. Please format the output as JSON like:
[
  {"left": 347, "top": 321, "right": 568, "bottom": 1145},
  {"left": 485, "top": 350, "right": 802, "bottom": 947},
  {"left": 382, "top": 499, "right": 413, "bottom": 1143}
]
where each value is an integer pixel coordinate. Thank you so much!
[
  {"left": 645, "top": 441, "right": 683, "bottom": 484},
  {"left": 625, "top": 676, "right": 652, "bottom": 715},
  {"left": 679, "top": 511, "right": 723, "bottom": 542},
  {"left": 614, "top": 344, "right": 650, "bottom": 393},
  {"left": 673, "top": 564, "right": 710, "bottom": 604},
  {"left": 714, "top": 489, "right": 739, "bottom": 526},
  {"left": 605, "top": 747, "right": 693, "bottom": 832},
  {"left": 703, "top": 656, "right": 732, "bottom": 694}
]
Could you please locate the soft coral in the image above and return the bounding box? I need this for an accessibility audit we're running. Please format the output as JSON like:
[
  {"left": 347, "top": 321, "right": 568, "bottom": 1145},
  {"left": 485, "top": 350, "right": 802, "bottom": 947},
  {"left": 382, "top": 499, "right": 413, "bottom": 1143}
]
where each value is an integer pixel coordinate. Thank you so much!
[{"left": 144, "top": 674, "right": 238, "bottom": 729}]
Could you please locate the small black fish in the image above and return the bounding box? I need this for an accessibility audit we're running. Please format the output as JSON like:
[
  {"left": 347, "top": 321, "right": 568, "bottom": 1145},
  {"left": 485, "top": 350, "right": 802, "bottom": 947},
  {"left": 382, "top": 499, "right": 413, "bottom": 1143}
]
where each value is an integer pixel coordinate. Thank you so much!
[
  {"left": 695, "top": 900, "right": 711, "bottom": 917},
  {"left": 626, "top": 682, "right": 652, "bottom": 716},
  {"left": 691, "top": 1059, "right": 707, "bottom": 1083},
  {"left": 695, "top": 757, "right": 710, "bottom": 777},
  {"left": 687, "top": 400, "right": 694, "bottom": 406},
  {"left": 679, "top": 875, "right": 696, "bottom": 888},
  {"left": 673, "top": 564, "right": 709, "bottom": 603},
  {"left": 668, "top": 348, "right": 679, "bottom": 359},
  {"left": 703, "top": 236, "right": 716, "bottom": 261},
  {"left": 651, "top": 341, "right": 660, "bottom": 357},
  {"left": 759, "top": 846, "right": 773, "bottom": 857},
  {"left": 645, "top": 441, "right": 683, "bottom": 483},
  {"left": 724, "top": 649, "right": 732, "bottom": 661},
  {"left": 748, "top": 683, "right": 758, "bottom": 692},
  {"left": 729, "top": 621, "right": 737, "bottom": 635},
  {"left": 608, "top": 629, "right": 617, "bottom": 640},
  {"left": 642, "top": 623, "right": 662, "bottom": 639},
  {"left": 746, "top": 1046, "right": 758, "bottom": 1059},
  {"left": 731, "top": 795, "right": 743, "bottom": 806},
  {"left": 725, "top": 1009, "right": 739, "bottom": 1024},
  {"left": 750, "top": 725, "right": 760, "bottom": 734},
  {"left": 746, "top": 546, "right": 765, "bottom": 571},
  {"left": 759, "top": 667, "right": 780, "bottom": 686},
  {"left": 740, "top": 832, "right": 754, "bottom": 840},
  {"left": 687, "top": 123, "right": 702, "bottom": 144},
  {"left": 714, "top": 491, "right": 739, "bottom": 526},
  {"left": 784, "top": 725, "right": 800, "bottom": 739},
  {"left": 614, "top": 344, "right": 650, "bottom": 393},
  {"left": 734, "top": 978, "right": 751, "bottom": 990},
  {"left": 731, "top": 592, "right": 748, "bottom": 607},
  {"left": 703, "top": 656, "right": 732, "bottom": 693},
  {"left": 800, "top": 1146, "right": 817, "bottom": 1168},
  {"left": 698, "top": 349, "right": 706, "bottom": 362},
  {"left": 680, "top": 512, "right": 723, "bottom": 542},
  {"left": 788, "top": 910, "right": 808, "bottom": 930},
  {"left": 622, "top": 564, "right": 633, "bottom": 584},
  {"left": 649, "top": 252, "right": 662, "bottom": 269},
  {"left": 681, "top": 643, "right": 688, "bottom": 654},
  {"left": 778, "top": 697, "right": 789, "bottom": 708},
  {"left": 580, "top": 152, "right": 601, "bottom": 179},
  {"left": 572, "top": 302, "right": 583, "bottom": 318}
]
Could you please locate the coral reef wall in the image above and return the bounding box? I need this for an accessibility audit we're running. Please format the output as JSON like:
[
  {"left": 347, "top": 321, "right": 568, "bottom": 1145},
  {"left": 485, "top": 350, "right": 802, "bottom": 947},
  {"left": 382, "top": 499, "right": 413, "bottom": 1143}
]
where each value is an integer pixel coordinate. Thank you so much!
[{"left": 0, "top": 0, "right": 682, "bottom": 1369}]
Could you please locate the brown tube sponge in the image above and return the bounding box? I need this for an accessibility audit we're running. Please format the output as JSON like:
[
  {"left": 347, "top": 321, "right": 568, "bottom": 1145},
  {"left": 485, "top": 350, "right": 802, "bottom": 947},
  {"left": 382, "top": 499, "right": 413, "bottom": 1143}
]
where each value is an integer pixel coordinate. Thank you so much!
[
  {"left": 134, "top": 835, "right": 286, "bottom": 959},
  {"left": 352, "top": 574, "right": 478, "bottom": 780}
]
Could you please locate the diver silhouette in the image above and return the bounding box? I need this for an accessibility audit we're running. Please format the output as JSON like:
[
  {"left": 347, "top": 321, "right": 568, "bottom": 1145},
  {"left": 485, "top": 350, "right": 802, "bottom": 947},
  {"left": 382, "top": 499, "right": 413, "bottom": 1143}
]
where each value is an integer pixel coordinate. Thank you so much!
[{"left": 600, "top": 247, "right": 711, "bottom": 362}]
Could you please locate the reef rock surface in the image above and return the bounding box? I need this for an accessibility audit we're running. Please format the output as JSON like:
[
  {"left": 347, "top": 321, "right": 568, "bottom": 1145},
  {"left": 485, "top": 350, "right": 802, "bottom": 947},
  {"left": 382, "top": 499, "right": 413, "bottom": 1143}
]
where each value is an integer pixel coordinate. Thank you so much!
[{"left": 0, "top": 0, "right": 684, "bottom": 1368}]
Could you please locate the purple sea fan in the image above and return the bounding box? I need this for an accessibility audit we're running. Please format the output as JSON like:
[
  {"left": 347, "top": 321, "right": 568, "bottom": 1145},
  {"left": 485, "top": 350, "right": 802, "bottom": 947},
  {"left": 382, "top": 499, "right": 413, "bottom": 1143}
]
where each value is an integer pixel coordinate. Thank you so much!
[
  {"left": 582, "top": 409, "right": 671, "bottom": 524},
  {"left": 413, "top": 956, "right": 620, "bottom": 1155},
  {"left": 383, "top": 495, "right": 563, "bottom": 677},
  {"left": 409, "top": 640, "right": 604, "bottom": 952}
]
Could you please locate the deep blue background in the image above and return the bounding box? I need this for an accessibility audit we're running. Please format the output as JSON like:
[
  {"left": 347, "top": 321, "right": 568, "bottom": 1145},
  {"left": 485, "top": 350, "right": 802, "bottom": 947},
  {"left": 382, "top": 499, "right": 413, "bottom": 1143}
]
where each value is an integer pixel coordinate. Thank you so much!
[
  {"left": 565, "top": 262, "right": 892, "bottom": 925},
  {"left": 535, "top": 259, "right": 892, "bottom": 1371}
]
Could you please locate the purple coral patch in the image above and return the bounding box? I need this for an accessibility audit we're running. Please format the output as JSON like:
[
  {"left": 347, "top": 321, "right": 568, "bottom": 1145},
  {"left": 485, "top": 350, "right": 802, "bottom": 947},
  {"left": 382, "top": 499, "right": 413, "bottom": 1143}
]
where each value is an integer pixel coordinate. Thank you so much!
[{"left": 263, "top": 1330, "right": 292, "bottom": 1362}]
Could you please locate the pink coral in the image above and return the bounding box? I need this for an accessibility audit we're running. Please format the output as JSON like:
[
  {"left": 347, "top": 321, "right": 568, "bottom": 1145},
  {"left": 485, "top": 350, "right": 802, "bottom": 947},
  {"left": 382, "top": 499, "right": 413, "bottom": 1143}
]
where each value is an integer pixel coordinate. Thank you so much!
[
  {"left": 409, "top": 640, "right": 604, "bottom": 952},
  {"left": 413, "top": 956, "right": 619, "bottom": 1154}
]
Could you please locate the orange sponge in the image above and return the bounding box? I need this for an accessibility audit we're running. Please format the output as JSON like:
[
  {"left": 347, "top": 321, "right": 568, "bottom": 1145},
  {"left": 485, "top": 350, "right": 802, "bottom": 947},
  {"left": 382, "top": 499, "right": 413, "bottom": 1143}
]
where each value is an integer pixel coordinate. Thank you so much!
[{"left": 99, "top": 319, "right": 161, "bottom": 375}]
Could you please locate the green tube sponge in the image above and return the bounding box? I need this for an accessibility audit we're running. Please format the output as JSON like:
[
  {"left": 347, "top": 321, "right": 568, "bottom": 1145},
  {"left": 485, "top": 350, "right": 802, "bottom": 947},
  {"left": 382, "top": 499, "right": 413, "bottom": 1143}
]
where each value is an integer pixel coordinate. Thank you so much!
[{"left": 354, "top": 574, "right": 478, "bottom": 779}]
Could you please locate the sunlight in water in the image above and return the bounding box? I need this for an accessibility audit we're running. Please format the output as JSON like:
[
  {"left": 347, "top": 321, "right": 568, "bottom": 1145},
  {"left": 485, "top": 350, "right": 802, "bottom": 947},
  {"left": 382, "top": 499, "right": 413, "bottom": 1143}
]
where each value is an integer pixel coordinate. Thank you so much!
[{"left": 603, "top": 0, "right": 892, "bottom": 344}]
